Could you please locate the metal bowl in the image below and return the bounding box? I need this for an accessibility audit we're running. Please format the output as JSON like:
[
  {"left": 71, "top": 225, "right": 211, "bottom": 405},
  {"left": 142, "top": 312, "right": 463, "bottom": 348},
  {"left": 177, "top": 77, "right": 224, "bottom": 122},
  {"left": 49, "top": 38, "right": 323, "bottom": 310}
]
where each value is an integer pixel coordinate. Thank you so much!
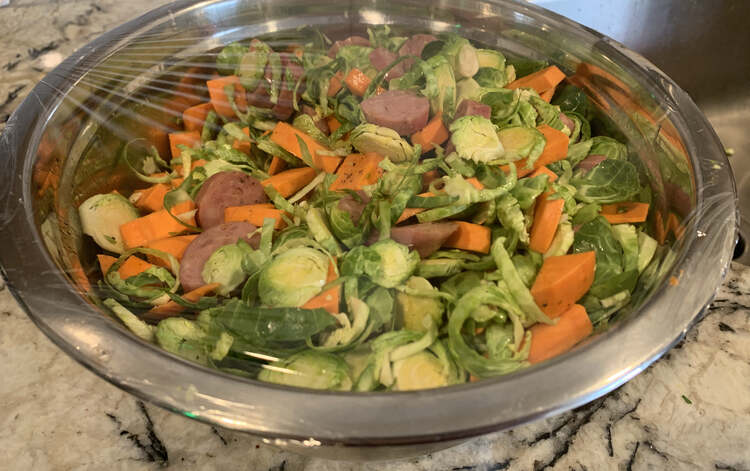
[{"left": 0, "top": 0, "right": 737, "bottom": 461}]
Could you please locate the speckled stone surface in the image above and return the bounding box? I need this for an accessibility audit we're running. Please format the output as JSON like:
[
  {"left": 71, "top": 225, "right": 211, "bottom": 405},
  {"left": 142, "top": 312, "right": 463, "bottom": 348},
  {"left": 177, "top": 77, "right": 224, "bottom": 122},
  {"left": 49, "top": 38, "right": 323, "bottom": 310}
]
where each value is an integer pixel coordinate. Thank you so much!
[
  {"left": 1, "top": 1, "right": 749, "bottom": 470},
  {"left": 2, "top": 265, "right": 748, "bottom": 470}
]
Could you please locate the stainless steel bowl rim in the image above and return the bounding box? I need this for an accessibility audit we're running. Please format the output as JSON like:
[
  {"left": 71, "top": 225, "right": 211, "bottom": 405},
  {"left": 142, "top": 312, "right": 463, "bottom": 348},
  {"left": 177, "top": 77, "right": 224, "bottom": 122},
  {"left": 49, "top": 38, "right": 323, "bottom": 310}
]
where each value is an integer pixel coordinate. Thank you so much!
[{"left": 0, "top": 0, "right": 737, "bottom": 446}]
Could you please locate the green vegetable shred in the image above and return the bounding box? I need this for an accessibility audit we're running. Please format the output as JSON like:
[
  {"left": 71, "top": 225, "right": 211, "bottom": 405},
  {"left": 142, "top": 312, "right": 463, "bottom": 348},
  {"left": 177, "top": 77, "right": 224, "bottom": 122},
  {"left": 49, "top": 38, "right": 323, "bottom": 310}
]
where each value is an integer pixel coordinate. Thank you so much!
[{"left": 84, "top": 27, "right": 666, "bottom": 392}]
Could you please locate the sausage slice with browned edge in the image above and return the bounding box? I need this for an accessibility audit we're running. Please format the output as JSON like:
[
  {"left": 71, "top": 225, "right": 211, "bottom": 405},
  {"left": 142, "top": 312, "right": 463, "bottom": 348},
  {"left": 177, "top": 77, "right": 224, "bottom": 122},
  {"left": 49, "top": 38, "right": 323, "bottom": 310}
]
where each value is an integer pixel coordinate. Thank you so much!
[
  {"left": 272, "top": 54, "right": 304, "bottom": 121},
  {"left": 302, "top": 104, "right": 330, "bottom": 135},
  {"left": 454, "top": 99, "right": 491, "bottom": 120},
  {"left": 337, "top": 191, "right": 371, "bottom": 225},
  {"left": 360, "top": 90, "right": 430, "bottom": 136},
  {"left": 246, "top": 61, "right": 275, "bottom": 109},
  {"left": 327, "top": 35, "right": 371, "bottom": 58},
  {"left": 179, "top": 221, "right": 260, "bottom": 292},
  {"left": 369, "top": 47, "right": 405, "bottom": 81},
  {"left": 559, "top": 113, "right": 575, "bottom": 133},
  {"left": 390, "top": 222, "right": 459, "bottom": 258},
  {"left": 398, "top": 34, "right": 438, "bottom": 70},
  {"left": 195, "top": 171, "right": 268, "bottom": 229},
  {"left": 575, "top": 154, "right": 607, "bottom": 172},
  {"left": 273, "top": 86, "right": 295, "bottom": 121}
]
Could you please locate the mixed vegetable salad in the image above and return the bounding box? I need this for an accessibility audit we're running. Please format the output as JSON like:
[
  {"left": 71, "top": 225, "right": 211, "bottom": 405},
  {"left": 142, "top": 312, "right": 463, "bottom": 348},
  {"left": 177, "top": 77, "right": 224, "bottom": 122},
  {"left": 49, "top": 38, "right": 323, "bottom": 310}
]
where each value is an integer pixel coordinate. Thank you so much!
[{"left": 80, "top": 27, "right": 665, "bottom": 391}]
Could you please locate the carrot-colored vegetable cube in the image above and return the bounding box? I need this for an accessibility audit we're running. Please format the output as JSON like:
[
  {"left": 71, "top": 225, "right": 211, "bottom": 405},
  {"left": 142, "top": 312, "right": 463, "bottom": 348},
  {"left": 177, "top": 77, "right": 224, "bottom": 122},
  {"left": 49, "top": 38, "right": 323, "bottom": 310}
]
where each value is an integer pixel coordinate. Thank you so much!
[
  {"left": 443, "top": 222, "right": 491, "bottom": 253},
  {"left": 329, "top": 152, "right": 384, "bottom": 191},
  {"left": 528, "top": 304, "right": 592, "bottom": 363},
  {"left": 529, "top": 192, "right": 565, "bottom": 253},
  {"left": 530, "top": 251, "right": 596, "bottom": 317}
]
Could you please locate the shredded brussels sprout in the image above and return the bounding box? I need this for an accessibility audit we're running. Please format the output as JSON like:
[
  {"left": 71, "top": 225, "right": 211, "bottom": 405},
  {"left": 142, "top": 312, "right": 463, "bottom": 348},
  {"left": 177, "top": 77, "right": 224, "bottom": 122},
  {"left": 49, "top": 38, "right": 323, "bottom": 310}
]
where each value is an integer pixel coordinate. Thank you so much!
[{"left": 85, "top": 27, "right": 662, "bottom": 392}]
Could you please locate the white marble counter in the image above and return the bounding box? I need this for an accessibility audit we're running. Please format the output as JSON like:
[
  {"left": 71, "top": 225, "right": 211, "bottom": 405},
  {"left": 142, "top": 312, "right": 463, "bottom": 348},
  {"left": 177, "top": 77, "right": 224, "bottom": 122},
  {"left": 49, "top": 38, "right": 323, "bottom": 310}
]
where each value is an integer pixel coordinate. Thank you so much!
[{"left": 1, "top": 1, "right": 749, "bottom": 470}]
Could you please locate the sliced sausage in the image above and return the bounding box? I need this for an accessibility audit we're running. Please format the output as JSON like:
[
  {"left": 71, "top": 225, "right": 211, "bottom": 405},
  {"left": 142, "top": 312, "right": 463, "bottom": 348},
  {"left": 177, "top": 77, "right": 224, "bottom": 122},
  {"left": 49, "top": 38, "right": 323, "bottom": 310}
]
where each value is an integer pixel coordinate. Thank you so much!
[
  {"left": 559, "top": 113, "right": 576, "bottom": 133},
  {"left": 664, "top": 181, "right": 691, "bottom": 217},
  {"left": 246, "top": 62, "right": 274, "bottom": 108},
  {"left": 195, "top": 171, "right": 268, "bottom": 229},
  {"left": 369, "top": 47, "right": 405, "bottom": 81},
  {"left": 272, "top": 86, "right": 295, "bottom": 121},
  {"left": 389, "top": 222, "right": 459, "bottom": 258},
  {"left": 575, "top": 154, "right": 607, "bottom": 172},
  {"left": 247, "top": 84, "right": 272, "bottom": 109},
  {"left": 283, "top": 53, "right": 305, "bottom": 83},
  {"left": 328, "top": 35, "right": 370, "bottom": 58},
  {"left": 271, "top": 54, "right": 303, "bottom": 121},
  {"left": 363, "top": 222, "right": 457, "bottom": 255},
  {"left": 248, "top": 53, "right": 304, "bottom": 115},
  {"left": 398, "top": 34, "right": 438, "bottom": 69},
  {"left": 179, "top": 222, "right": 260, "bottom": 292},
  {"left": 281, "top": 53, "right": 306, "bottom": 99},
  {"left": 360, "top": 90, "right": 430, "bottom": 136},
  {"left": 454, "top": 99, "right": 491, "bottom": 120},
  {"left": 302, "top": 104, "right": 329, "bottom": 135},
  {"left": 336, "top": 191, "right": 370, "bottom": 225}
]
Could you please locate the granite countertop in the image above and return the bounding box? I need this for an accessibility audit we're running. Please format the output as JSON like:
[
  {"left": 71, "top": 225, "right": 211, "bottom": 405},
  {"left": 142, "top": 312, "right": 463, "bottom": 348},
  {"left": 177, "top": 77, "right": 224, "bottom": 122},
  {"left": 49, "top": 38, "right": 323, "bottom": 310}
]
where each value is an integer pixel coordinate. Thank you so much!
[{"left": 1, "top": 1, "right": 749, "bottom": 470}]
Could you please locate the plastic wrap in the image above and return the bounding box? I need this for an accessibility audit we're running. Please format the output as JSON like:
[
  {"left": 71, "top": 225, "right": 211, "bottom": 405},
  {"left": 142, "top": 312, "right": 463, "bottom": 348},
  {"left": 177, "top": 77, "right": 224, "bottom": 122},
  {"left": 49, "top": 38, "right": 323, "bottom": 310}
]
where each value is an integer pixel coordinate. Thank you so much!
[{"left": 0, "top": 0, "right": 737, "bottom": 458}]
